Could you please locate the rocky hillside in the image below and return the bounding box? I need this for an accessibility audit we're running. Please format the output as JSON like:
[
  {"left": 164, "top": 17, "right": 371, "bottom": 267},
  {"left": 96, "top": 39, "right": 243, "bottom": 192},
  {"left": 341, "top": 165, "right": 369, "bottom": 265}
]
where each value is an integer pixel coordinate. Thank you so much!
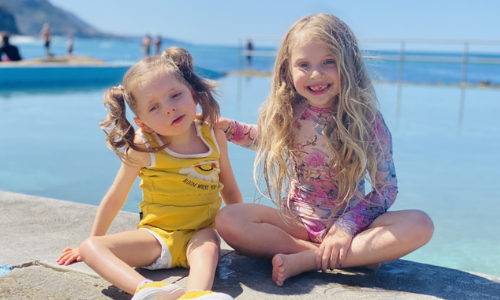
[
  {"left": 0, "top": 4, "right": 19, "bottom": 34},
  {"left": 0, "top": 0, "right": 112, "bottom": 38}
]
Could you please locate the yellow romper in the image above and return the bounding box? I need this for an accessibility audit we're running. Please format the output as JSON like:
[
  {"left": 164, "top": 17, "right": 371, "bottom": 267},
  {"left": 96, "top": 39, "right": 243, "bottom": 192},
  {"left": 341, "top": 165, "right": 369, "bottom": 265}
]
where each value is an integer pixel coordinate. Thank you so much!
[{"left": 136, "top": 120, "right": 223, "bottom": 269}]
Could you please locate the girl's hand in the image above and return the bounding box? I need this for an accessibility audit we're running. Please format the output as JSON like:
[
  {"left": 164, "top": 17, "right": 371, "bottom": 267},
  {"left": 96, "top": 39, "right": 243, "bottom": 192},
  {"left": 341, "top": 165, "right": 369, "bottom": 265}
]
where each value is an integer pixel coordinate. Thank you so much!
[
  {"left": 316, "top": 226, "right": 352, "bottom": 272},
  {"left": 57, "top": 247, "right": 82, "bottom": 265}
]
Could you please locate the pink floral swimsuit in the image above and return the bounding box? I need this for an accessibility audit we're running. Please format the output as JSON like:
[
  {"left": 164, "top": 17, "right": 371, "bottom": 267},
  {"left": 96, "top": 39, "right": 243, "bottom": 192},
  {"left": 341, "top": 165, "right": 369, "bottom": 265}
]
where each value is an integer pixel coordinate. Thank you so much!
[{"left": 225, "top": 101, "right": 398, "bottom": 243}]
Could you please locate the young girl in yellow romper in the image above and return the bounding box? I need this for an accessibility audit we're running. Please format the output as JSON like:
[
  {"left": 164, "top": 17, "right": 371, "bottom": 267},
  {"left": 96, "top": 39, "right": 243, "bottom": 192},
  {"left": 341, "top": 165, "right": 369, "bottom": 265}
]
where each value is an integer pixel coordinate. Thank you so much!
[{"left": 57, "top": 47, "right": 242, "bottom": 300}]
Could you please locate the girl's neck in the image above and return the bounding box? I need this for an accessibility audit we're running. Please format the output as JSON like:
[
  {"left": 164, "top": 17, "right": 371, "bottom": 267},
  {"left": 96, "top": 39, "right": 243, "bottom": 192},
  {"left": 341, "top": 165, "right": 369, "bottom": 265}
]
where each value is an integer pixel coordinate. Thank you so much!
[
  {"left": 305, "top": 101, "right": 337, "bottom": 113},
  {"left": 157, "top": 121, "right": 206, "bottom": 154}
]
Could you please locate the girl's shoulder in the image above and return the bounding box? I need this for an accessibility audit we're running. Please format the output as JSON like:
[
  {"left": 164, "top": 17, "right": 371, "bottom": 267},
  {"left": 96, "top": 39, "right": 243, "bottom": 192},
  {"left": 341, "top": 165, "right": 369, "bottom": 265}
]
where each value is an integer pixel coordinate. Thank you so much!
[
  {"left": 373, "top": 109, "right": 388, "bottom": 127},
  {"left": 195, "top": 119, "right": 220, "bottom": 142},
  {"left": 370, "top": 109, "right": 392, "bottom": 140},
  {"left": 196, "top": 119, "right": 226, "bottom": 154},
  {"left": 213, "top": 126, "right": 227, "bottom": 148},
  {"left": 123, "top": 132, "right": 152, "bottom": 168},
  {"left": 195, "top": 119, "right": 210, "bottom": 131}
]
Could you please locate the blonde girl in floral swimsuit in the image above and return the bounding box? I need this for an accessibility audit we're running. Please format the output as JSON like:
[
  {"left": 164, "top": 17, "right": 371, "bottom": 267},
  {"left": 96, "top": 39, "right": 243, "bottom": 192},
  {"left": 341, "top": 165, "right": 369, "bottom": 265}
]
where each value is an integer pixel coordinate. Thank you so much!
[
  {"left": 57, "top": 47, "right": 241, "bottom": 300},
  {"left": 216, "top": 14, "right": 434, "bottom": 287}
]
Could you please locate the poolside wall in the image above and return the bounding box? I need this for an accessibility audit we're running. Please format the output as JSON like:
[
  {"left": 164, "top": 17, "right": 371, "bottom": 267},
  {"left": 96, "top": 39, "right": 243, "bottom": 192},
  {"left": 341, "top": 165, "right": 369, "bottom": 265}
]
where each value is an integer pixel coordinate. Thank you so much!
[{"left": 1, "top": 190, "right": 500, "bottom": 299}]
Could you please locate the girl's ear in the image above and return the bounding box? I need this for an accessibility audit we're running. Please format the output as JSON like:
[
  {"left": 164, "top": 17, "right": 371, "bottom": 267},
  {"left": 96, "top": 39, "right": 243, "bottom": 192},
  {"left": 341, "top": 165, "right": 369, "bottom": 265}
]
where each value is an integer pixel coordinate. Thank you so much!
[{"left": 133, "top": 117, "right": 154, "bottom": 133}]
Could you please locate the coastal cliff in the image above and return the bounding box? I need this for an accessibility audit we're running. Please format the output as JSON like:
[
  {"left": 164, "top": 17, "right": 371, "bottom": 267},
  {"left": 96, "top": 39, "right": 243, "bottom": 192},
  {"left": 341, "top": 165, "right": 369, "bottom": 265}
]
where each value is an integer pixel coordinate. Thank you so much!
[
  {"left": 0, "top": 4, "right": 19, "bottom": 34},
  {"left": 0, "top": 0, "right": 111, "bottom": 38}
]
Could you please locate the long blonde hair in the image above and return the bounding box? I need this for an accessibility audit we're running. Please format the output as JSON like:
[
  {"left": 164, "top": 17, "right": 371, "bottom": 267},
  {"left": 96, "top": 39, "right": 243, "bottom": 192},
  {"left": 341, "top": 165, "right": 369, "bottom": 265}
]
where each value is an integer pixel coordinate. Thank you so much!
[
  {"left": 99, "top": 47, "right": 220, "bottom": 162},
  {"left": 255, "top": 14, "right": 380, "bottom": 219}
]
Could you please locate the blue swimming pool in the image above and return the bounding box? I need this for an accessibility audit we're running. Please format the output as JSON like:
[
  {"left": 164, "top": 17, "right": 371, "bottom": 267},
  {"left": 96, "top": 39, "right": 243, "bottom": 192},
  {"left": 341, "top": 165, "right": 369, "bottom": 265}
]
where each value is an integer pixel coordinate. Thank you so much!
[{"left": 0, "top": 76, "right": 499, "bottom": 277}]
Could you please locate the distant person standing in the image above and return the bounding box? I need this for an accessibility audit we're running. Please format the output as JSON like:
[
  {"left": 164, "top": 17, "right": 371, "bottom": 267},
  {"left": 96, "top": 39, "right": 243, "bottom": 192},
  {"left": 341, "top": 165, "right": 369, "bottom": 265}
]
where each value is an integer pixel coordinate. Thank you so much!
[
  {"left": 0, "top": 31, "right": 22, "bottom": 62},
  {"left": 154, "top": 35, "right": 162, "bottom": 55},
  {"left": 67, "top": 34, "right": 74, "bottom": 57},
  {"left": 141, "top": 34, "right": 151, "bottom": 57},
  {"left": 40, "top": 23, "right": 52, "bottom": 57},
  {"left": 246, "top": 38, "right": 253, "bottom": 69}
]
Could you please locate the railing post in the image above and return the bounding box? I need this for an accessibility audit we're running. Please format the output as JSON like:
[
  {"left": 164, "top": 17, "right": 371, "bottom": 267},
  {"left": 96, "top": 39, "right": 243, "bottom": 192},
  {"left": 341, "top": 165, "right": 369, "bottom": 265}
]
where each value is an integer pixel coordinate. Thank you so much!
[
  {"left": 238, "top": 37, "right": 243, "bottom": 73},
  {"left": 458, "top": 42, "right": 469, "bottom": 128},
  {"left": 461, "top": 42, "right": 469, "bottom": 86},
  {"left": 396, "top": 40, "right": 406, "bottom": 125},
  {"left": 397, "top": 41, "right": 406, "bottom": 84},
  {"left": 237, "top": 37, "right": 243, "bottom": 103}
]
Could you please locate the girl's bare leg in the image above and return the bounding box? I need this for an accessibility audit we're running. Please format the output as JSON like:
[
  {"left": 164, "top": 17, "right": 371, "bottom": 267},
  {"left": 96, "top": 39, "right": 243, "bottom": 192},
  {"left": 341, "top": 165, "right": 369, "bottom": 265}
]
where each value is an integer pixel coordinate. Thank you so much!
[
  {"left": 271, "top": 210, "right": 434, "bottom": 285},
  {"left": 78, "top": 230, "right": 162, "bottom": 294},
  {"left": 216, "top": 203, "right": 316, "bottom": 259},
  {"left": 216, "top": 205, "right": 434, "bottom": 286},
  {"left": 185, "top": 227, "right": 221, "bottom": 292}
]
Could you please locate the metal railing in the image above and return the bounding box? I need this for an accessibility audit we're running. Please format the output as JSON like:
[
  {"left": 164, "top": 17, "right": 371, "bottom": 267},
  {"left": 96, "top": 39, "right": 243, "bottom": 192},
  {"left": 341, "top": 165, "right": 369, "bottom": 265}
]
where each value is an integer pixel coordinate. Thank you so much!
[
  {"left": 238, "top": 37, "right": 500, "bottom": 85},
  {"left": 237, "top": 37, "right": 500, "bottom": 127},
  {"left": 359, "top": 39, "right": 500, "bottom": 127}
]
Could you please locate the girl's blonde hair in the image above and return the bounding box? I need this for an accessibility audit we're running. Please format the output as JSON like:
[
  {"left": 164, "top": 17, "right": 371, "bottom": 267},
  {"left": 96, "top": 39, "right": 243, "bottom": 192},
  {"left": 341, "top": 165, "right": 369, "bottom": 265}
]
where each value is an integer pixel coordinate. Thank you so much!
[
  {"left": 256, "top": 13, "right": 380, "bottom": 219},
  {"left": 100, "top": 47, "right": 220, "bottom": 162}
]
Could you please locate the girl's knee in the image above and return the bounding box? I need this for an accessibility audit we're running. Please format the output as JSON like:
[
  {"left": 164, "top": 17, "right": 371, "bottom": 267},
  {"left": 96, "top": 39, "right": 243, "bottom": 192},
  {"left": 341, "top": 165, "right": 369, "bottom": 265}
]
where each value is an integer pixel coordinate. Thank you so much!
[
  {"left": 215, "top": 205, "right": 232, "bottom": 227},
  {"left": 78, "top": 237, "right": 100, "bottom": 260},
  {"left": 216, "top": 205, "right": 241, "bottom": 238},
  {"left": 190, "top": 240, "right": 220, "bottom": 261},
  {"left": 406, "top": 210, "right": 434, "bottom": 244},
  {"left": 410, "top": 210, "right": 434, "bottom": 231}
]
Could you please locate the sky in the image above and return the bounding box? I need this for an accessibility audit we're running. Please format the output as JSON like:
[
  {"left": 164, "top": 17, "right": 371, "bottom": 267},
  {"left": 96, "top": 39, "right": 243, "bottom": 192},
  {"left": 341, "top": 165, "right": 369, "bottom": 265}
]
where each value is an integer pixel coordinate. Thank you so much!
[{"left": 49, "top": 0, "right": 500, "bottom": 47}]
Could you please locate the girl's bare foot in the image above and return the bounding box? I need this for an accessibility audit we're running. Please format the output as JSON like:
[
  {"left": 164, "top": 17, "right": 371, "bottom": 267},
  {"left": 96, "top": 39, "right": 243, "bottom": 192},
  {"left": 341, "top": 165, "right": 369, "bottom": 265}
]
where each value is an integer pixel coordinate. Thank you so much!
[
  {"left": 272, "top": 253, "right": 314, "bottom": 286},
  {"left": 271, "top": 254, "right": 286, "bottom": 286},
  {"left": 271, "top": 249, "right": 382, "bottom": 287}
]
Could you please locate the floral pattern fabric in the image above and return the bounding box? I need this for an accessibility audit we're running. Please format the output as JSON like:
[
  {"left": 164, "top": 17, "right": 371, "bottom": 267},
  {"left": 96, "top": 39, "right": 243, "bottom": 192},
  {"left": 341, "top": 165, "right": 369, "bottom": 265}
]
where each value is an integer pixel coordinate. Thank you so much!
[{"left": 225, "top": 101, "right": 398, "bottom": 242}]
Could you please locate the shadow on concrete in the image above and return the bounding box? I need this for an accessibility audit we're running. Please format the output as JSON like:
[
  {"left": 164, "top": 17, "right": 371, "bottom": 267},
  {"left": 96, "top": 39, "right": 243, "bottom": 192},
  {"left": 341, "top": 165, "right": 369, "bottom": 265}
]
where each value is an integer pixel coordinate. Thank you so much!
[
  {"left": 101, "top": 285, "right": 132, "bottom": 300},
  {"left": 214, "top": 253, "right": 500, "bottom": 300},
  {"left": 98, "top": 249, "right": 239, "bottom": 300},
  {"left": 99, "top": 267, "right": 190, "bottom": 299}
]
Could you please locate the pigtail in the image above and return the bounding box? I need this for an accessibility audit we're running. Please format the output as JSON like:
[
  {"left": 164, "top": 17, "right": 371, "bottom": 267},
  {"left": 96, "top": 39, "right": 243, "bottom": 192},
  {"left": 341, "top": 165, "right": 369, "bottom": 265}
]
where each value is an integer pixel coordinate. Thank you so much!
[
  {"left": 99, "top": 86, "right": 140, "bottom": 162},
  {"left": 162, "top": 47, "right": 220, "bottom": 127}
]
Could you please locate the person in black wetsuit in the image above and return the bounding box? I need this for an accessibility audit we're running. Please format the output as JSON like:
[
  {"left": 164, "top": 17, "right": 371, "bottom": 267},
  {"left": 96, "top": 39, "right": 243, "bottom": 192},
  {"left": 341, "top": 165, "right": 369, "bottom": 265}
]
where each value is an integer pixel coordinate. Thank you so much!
[
  {"left": 246, "top": 39, "right": 253, "bottom": 69},
  {"left": 40, "top": 23, "right": 52, "bottom": 57},
  {"left": 0, "top": 31, "right": 22, "bottom": 62}
]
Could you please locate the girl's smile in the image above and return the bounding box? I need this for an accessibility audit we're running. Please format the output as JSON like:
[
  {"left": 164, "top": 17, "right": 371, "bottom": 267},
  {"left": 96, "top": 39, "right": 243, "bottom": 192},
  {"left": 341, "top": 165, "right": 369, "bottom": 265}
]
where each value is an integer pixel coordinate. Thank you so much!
[{"left": 307, "top": 83, "right": 332, "bottom": 95}]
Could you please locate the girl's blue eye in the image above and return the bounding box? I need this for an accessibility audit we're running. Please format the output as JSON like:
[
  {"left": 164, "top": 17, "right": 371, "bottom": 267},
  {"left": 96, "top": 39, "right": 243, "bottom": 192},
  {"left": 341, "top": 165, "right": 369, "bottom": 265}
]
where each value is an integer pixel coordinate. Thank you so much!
[
  {"left": 172, "top": 93, "right": 181, "bottom": 98},
  {"left": 299, "top": 62, "right": 308, "bottom": 68},
  {"left": 149, "top": 105, "right": 158, "bottom": 112},
  {"left": 325, "top": 60, "right": 335, "bottom": 65}
]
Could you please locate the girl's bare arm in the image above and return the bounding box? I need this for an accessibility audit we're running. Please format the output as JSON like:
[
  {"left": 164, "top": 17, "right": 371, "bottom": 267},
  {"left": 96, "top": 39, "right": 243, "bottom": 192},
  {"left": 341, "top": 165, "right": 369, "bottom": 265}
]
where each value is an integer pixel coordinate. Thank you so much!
[{"left": 215, "top": 128, "right": 243, "bottom": 205}]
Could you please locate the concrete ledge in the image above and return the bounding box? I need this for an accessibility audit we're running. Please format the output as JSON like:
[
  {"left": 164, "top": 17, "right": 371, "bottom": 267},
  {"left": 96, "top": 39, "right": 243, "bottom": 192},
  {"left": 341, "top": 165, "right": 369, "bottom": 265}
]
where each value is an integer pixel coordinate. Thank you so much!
[
  {"left": 1, "top": 190, "right": 500, "bottom": 299},
  {"left": 0, "top": 63, "right": 225, "bottom": 88}
]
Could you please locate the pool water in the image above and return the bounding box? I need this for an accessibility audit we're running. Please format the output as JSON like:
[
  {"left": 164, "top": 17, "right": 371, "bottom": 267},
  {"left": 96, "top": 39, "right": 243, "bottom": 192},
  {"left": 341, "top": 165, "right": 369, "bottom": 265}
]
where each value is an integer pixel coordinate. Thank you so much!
[{"left": 0, "top": 76, "right": 499, "bottom": 277}]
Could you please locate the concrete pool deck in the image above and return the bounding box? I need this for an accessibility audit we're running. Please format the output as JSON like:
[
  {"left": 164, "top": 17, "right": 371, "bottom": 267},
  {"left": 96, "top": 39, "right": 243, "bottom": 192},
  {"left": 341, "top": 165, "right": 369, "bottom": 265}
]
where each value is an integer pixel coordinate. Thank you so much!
[
  {"left": 0, "top": 58, "right": 225, "bottom": 88},
  {"left": 1, "top": 190, "right": 500, "bottom": 300}
]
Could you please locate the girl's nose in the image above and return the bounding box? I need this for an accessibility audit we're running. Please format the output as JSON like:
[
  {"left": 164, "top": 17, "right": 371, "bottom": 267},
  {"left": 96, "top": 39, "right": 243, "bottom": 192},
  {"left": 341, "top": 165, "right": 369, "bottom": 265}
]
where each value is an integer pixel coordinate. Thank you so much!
[
  {"left": 310, "top": 67, "right": 324, "bottom": 79},
  {"left": 166, "top": 107, "right": 176, "bottom": 115}
]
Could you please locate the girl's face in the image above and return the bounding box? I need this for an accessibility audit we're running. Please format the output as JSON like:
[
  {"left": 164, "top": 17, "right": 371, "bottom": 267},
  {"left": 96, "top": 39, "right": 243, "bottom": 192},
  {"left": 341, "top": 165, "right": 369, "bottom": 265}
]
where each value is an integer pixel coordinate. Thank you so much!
[
  {"left": 289, "top": 38, "right": 340, "bottom": 108},
  {"left": 133, "top": 73, "right": 197, "bottom": 137}
]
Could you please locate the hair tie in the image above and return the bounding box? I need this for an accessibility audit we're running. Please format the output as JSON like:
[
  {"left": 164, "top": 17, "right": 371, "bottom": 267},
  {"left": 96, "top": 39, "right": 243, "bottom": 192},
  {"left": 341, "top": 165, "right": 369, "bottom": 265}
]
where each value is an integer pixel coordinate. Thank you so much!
[{"left": 161, "top": 52, "right": 173, "bottom": 62}]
